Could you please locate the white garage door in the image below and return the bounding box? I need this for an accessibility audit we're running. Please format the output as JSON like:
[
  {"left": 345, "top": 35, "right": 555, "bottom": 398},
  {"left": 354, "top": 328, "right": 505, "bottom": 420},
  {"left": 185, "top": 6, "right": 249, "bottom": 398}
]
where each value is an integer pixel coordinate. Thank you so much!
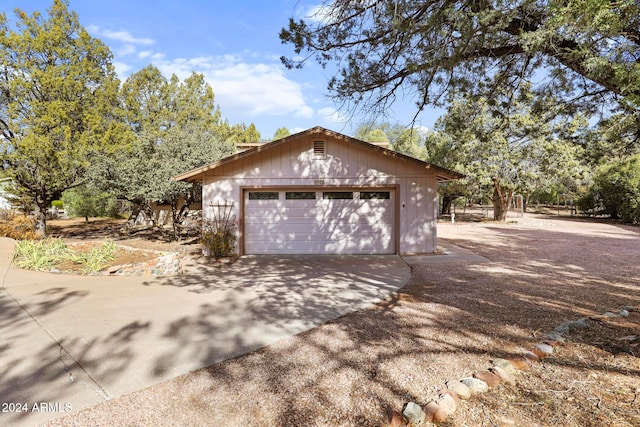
[{"left": 244, "top": 189, "right": 395, "bottom": 254}]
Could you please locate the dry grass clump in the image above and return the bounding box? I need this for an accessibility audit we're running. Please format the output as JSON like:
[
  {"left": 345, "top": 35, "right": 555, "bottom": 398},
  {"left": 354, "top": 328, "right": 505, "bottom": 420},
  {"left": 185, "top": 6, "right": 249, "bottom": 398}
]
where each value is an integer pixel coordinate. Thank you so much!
[{"left": 0, "top": 214, "right": 38, "bottom": 240}]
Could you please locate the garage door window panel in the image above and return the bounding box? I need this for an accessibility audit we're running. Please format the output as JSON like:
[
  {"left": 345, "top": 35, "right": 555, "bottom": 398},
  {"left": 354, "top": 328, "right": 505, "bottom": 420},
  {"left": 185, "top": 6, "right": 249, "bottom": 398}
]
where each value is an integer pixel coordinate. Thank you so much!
[
  {"left": 360, "top": 191, "right": 390, "bottom": 200},
  {"left": 286, "top": 192, "right": 316, "bottom": 200},
  {"left": 323, "top": 191, "right": 354, "bottom": 200},
  {"left": 248, "top": 191, "right": 279, "bottom": 200}
]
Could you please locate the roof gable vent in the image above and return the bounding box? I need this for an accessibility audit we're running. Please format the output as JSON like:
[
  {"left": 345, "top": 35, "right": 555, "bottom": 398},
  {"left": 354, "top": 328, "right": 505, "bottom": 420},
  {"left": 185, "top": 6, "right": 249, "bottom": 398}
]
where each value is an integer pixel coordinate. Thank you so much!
[{"left": 313, "top": 141, "right": 325, "bottom": 158}]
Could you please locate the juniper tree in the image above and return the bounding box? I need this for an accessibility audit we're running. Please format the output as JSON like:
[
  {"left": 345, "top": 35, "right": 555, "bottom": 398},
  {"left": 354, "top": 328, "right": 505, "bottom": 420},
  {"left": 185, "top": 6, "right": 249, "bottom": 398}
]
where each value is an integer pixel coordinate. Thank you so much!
[{"left": 0, "top": 0, "right": 124, "bottom": 236}]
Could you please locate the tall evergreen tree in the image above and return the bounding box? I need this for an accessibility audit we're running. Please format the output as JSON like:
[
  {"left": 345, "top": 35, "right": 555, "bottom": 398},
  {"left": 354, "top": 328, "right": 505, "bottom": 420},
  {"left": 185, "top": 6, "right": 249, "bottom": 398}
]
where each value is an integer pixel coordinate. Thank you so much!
[
  {"left": 0, "top": 0, "right": 124, "bottom": 236},
  {"left": 89, "top": 65, "right": 235, "bottom": 236},
  {"left": 430, "top": 86, "right": 586, "bottom": 220}
]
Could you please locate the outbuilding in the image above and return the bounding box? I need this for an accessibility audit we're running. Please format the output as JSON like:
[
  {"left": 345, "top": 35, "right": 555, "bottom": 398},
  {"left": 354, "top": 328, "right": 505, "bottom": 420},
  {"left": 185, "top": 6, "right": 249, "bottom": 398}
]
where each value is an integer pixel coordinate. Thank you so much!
[{"left": 174, "top": 126, "right": 462, "bottom": 255}]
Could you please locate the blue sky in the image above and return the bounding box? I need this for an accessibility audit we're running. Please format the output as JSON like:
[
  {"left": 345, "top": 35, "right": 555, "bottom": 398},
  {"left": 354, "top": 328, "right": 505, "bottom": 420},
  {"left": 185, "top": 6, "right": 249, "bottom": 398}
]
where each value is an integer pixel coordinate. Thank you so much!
[{"left": 3, "top": 0, "right": 444, "bottom": 139}]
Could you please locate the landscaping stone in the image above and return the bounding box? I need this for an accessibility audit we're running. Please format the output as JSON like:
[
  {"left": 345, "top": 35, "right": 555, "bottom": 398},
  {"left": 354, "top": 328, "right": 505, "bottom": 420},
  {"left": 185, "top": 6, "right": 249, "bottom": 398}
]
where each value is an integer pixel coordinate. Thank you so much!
[
  {"left": 553, "top": 323, "right": 571, "bottom": 335},
  {"left": 542, "top": 331, "right": 566, "bottom": 342},
  {"left": 619, "top": 309, "right": 630, "bottom": 317},
  {"left": 473, "top": 371, "right": 502, "bottom": 388},
  {"left": 568, "top": 318, "right": 589, "bottom": 330},
  {"left": 423, "top": 401, "right": 440, "bottom": 423},
  {"left": 402, "top": 402, "right": 425, "bottom": 425},
  {"left": 489, "top": 366, "right": 516, "bottom": 386},
  {"left": 491, "top": 358, "right": 518, "bottom": 375},
  {"left": 445, "top": 380, "right": 471, "bottom": 400},
  {"left": 460, "top": 377, "right": 489, "bottom": 394},
  {"left": 106, "top": 250, "right": 181, "bottom": 276},
  {"left": 507, "top": 356, "right": 531, "bottom": 371},
  {"left": 533, "top": 343, "right": 554, "bottom": 358},
  {"left": 436, "top": 392, "right": 457, "bottom": 416},
  {"left": 522, "top": 351, "right": 540, "bottom": 363},
  {"left": 440, "top": 389, "right": 460, "bottom": 405}
]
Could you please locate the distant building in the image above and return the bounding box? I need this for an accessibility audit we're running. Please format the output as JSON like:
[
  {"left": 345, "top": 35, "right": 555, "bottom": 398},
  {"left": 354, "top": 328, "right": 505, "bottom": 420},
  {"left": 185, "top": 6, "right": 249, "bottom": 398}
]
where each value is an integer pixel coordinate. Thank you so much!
[{"left": 0, "top": 178, "right": 13, "bottom": 210}]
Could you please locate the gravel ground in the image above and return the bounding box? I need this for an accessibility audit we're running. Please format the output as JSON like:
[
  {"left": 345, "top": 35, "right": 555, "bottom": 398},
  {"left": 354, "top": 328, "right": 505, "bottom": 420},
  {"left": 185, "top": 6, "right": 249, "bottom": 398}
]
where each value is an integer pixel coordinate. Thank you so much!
[{"left": 47, "top": 214, "right": 640, "bottom": 426}]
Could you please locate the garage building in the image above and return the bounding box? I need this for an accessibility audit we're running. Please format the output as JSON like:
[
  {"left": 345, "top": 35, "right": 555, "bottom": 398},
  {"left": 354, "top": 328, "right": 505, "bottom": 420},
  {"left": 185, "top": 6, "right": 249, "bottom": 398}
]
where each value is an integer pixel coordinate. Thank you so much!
[{"left": 173, "top": 126, "right": 462, "bottom": 255}]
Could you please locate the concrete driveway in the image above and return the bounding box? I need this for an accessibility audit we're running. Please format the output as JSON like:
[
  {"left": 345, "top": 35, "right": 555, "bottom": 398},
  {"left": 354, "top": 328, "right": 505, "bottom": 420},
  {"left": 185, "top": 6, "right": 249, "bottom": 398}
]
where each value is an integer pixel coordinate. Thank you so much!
[{"left": 0, "top": 237, "right": 410, "bottom": 426}]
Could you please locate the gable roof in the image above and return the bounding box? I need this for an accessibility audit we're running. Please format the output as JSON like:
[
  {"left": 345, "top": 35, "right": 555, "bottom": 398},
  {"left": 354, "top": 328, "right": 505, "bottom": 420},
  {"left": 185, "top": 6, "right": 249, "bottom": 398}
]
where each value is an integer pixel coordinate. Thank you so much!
[{"left": 173, "top": 126, "right": 464, "bottom": 182}]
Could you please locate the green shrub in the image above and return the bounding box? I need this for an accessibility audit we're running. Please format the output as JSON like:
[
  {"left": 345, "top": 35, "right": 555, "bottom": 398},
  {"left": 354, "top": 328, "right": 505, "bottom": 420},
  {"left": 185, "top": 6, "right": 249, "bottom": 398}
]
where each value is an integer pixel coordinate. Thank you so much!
[
  {"left": 70, "top": 240, "right": 117, "bottom": 273},
  {"left": 61, "top": 186, "right": 121, "bottom": 219},
  {"left": 14, "top": 238, "right": 118, "bottom": 273},
  {"left": 14, "top": 238, "right": 70, "bottom": 270},
  {"left": 581, "top": 154, "right": 640, "bottom": 223},
  {"left": 201, "top": 219, "right": 237, "bottom": 259},
  {"left": 200, "top": 203, "right": 237, "bottom": 259}
]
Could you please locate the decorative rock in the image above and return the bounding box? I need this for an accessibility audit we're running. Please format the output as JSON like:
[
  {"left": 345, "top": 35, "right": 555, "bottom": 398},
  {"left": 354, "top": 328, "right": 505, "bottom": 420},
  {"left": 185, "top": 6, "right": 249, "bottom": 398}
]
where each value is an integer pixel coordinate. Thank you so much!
[
  {"left": 568, "top": 318, "right": 589, "bottom": 330},
  {"left": 489, "top": 366, "right": 516, "bottom": 386},
  {"left": 445, "top": 380, "right": 471, "bottom": 400},
  {"left": 436, "top": 392, "right": 457, "bottom": 417},
  {"left": 460, "top": 377, "right": 489, "bottom": 394},
  {"left": 440, "top": 389, "right": 460, "bottom": 405},
  {"left": 424, "top": 401, "right": 440, "bottom": 423},
  {"left": 590, "top": 312, "right": 620, "bottom": 320},
  {"left": 507, "top": 356, "right": 531, "bottom": 371},
  {"left": 402, "top": 402, "right": 425, "bottom": 425},
  {"left": 522, "top": 351, "right": 540, "bottom": 363},
  {"left": 491, "top": 358, "right": 518, "bottom": 375},
  {"left": 388, "top": 410, "right": 405, "bottom": 427},
  {"left": 543, "top": 331, "right": 566, "bottom": 342},
  {"left": 473, "top": 371, "right": 502, "bottom": 388},
  {"left": 619, "top": 309, "right": 629, "bottom": 317},
  {"left": 553, "top": 323, "right": 571, "bottom": 335},
  {"left": 533, "top": 343, "right": 554, "bottom": 359}
]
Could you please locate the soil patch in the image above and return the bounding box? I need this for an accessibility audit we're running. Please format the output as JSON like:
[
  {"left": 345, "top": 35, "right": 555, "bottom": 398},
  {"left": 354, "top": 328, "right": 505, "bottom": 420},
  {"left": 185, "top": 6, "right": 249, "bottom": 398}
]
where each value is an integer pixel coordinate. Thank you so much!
[{"left": 48, "top": 217, "right": 201, "bottom": 255}]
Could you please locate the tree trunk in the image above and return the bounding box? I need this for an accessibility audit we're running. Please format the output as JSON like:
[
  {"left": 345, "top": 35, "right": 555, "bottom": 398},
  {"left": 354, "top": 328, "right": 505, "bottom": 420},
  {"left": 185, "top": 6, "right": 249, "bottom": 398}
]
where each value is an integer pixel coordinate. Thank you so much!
[
  {"left": 123, "top": 200, "right": 155, "bottom": 230},
  {"left": 33, "top": 201, "right": 47, "bottom": 238},
  {"left": 492, "top": 178, "right": 513, "bottom": 222},
  {"left": 170, "top": 199, "right": 180, "bottom": 241},
  {"left": 441, "top": 195, "right": 455, "bottom": 215}
]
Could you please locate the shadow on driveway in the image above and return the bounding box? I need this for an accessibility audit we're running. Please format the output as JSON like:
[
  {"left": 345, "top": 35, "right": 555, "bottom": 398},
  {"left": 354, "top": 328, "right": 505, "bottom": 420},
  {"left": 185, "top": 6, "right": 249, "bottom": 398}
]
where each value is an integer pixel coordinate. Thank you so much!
[{"left": 0, "top": 248, "right": 409, "bottom": 427}]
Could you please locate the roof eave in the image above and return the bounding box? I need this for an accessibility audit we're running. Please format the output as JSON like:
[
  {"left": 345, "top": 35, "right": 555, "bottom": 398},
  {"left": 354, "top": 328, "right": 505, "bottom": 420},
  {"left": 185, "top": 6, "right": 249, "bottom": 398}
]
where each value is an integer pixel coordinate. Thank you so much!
[{"left": 172, "top": 126, "right": 465, "bottom": 182}]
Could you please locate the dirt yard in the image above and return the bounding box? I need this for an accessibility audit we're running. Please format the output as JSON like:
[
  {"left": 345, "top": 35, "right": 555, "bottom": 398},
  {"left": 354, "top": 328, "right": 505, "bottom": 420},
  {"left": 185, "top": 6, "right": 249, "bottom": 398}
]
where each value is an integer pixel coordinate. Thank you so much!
[
  {"left": 47, "top": 213, "right": 639, "bottom": 426},
  {"left": 47, "top": 218, "right": 200, "bottom": 252}
]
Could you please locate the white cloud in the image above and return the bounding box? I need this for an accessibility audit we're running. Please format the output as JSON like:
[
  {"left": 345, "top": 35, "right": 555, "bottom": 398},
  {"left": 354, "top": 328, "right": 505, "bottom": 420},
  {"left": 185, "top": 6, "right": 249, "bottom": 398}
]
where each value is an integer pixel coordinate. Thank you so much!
[
  {"left": 91, "top": 25, "right": 316, "bottom": 124},
  {"left": 302, "top": 4, "right": 337, "bottom": 23},
  {"left": 318, "top": 107, "right": 348, "bottom": 125},
  {"left": 87, "top": 26, "right": 155, "bottom": 58},
  {"left": 117, "top": 45, "right": 137, "bottom": 57},
  {"left": 112, "top": 61, "right": 133, "bottom": 76},
  {"left": 153, "top": 55, "right": 315, "bottom": 119},
  {"left": 95, "top": 28, "right": 154, "bottom": 46}
]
